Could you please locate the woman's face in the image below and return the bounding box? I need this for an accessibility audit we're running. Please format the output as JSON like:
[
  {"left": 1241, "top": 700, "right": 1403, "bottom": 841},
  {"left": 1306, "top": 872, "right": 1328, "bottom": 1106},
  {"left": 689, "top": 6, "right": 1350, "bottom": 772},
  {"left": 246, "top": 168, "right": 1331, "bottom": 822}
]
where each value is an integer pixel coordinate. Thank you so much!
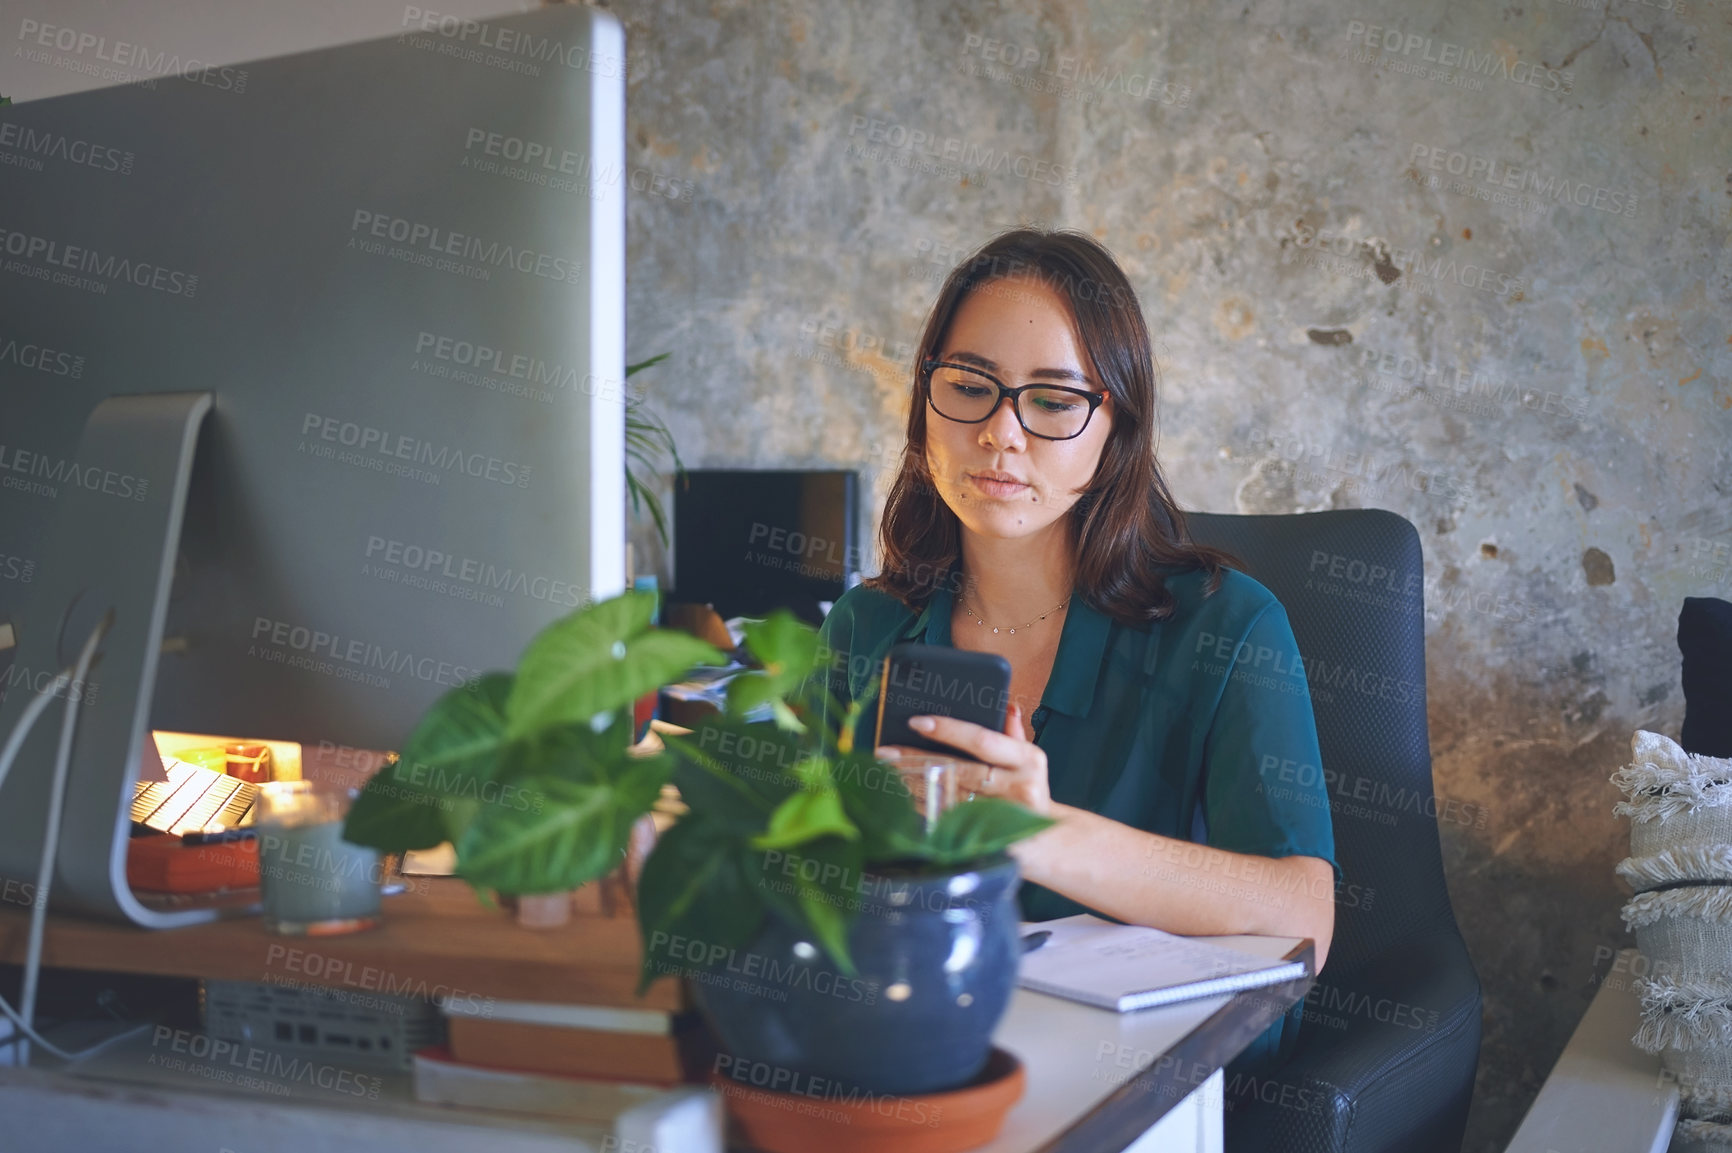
[{"left": 923, "top": 277, "right": 1114, "bottom": 546}]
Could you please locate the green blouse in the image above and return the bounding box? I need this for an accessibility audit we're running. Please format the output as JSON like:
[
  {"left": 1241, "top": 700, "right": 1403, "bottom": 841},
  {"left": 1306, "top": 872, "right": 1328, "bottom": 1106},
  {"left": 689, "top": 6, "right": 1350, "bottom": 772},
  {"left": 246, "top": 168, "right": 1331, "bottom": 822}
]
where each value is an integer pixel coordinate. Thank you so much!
[{"left": 809, "top": 566, "right": 1337, "bottom": 1068}]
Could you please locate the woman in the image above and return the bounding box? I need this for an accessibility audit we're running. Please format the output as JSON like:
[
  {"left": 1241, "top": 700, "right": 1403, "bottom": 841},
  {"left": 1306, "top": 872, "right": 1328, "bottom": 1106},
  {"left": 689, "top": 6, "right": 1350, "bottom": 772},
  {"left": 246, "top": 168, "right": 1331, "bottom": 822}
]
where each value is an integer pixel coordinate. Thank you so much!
[{"left": 816, "top": 228, "right": 1337, "bottom": 1068}]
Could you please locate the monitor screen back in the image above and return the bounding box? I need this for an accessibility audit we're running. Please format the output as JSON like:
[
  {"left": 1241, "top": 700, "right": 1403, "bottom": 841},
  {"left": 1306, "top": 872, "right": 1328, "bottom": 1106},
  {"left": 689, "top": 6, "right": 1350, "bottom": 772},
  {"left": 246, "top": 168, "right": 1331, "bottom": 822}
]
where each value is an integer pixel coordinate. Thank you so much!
[{"left": 0, "top": 6, "right": 627, "bottom": 751}]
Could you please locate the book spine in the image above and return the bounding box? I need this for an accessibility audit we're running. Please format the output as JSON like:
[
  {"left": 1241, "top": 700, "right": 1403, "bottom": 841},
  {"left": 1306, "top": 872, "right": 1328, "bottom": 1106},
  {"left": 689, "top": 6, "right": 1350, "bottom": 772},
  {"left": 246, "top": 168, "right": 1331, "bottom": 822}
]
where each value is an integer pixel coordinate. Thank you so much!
[{"left": 448, "top": 1017, "right": 687, "bottom": 1084}]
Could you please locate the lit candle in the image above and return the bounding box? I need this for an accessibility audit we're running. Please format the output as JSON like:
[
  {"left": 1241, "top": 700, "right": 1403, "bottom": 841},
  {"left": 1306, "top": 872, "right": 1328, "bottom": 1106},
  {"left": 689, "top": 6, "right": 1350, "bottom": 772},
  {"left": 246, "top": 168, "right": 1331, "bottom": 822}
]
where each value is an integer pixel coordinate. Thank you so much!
[{"left": 255, "top": 781, "right": 381, "bottom": 934}]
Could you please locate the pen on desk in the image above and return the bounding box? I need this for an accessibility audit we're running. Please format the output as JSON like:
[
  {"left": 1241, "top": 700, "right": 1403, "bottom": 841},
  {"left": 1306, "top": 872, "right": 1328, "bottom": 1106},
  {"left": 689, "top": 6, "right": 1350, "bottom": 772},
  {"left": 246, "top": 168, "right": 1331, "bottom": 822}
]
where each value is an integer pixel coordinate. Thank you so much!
[{"left": 1020, "top": 930, "right": 1052, "bottom": 954}]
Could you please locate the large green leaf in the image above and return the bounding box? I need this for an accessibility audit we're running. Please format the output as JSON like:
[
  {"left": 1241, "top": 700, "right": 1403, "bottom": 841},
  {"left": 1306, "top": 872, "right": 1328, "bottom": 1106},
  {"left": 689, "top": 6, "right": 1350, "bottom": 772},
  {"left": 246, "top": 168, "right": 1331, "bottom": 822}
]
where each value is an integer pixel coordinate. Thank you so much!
[
  {"left": 789, "top": 754, "right": 834, "bottom": 791},
  {"left": 507, "top": 593, "right": 725, "bottom": 740},
  {"left": 726, "top": 613, "right": 819, "bottom": 732},
  {"left": 400, "top": 673, "right": 513, "bottom": 784},
  {"left": 748, "top": 835, "right": 863, "bottom": 976},
  {"left": 796, "top": 869, "right": 856, "bottom": 976},
  {"left": 666, "top": 737, "right": 777, "bottom": 835},
  {"left": 724, "top": 672, "right": 802, "bottom": 731},
  {"left": 663, "top": 717, "right": 803, "bottom": 810},
  {"left": 767, "top": 698, "right": 804, "bottom": 732},
  {"left": 831, "top": 751, "right": 929, "bottom": 863},
  {"left": 455, "top": 756, "right": 671, "bottom": 894},
  {"left": 750, "top": 787, "right": 858, "bottom": 851},
  {"left": 496, "top": 708, "right": 632, "bottom": 788},
  {"left": 343, "top": 673, "right": 514, "bottom": 852},
  {"left": 739, "top": 612, "right": 821, "bottom": 691},
  {"left": 726, "top": 613, "right": 823, "bottom": 730},
  {"left": 925, "top": 798, "right": 1057, "bottom": 867},
  {"left": 635, "top": 818, "right": 765, "bottom": 993},
  {"left": 342, "top": 773, "right": 450, "bottom": 854}
]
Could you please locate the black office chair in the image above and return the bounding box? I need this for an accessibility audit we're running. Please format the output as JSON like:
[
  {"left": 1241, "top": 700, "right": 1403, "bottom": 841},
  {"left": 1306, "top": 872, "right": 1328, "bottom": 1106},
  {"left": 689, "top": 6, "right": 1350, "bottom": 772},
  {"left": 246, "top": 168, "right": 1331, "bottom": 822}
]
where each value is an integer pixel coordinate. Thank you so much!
[{"left": 1185, "top": 509, "right": 1482, "bottom": 1153}]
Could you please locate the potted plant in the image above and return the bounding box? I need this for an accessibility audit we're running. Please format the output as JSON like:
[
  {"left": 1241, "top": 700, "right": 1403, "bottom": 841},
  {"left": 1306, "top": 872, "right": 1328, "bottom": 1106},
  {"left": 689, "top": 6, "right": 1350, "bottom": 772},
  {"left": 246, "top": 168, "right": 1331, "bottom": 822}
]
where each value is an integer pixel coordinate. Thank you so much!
[
  {"left": 624, "top": 353, "right": 682, "bottom": 553},
  {"left": 342, "top": 591, "right": 1052, "bottom": 1097}
]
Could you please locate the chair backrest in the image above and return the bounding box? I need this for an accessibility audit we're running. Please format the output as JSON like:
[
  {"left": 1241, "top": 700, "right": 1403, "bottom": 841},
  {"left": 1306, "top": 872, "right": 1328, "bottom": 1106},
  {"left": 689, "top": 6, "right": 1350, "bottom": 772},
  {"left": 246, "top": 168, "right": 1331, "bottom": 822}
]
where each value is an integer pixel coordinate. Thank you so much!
[{"left": 1185, "top": 509, "right": 1464, "bottom": 976}]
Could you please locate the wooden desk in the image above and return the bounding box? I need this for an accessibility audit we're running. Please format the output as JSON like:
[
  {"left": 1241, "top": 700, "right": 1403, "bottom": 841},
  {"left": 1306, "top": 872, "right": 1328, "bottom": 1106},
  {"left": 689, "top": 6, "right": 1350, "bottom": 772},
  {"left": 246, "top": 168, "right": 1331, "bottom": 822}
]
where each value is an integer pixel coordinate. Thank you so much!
[
  {"left": 0, "top": 877, "right": 681, "bottom": 1011},
  {"left": 0, "top": 886, "right": 1311, "bottom": 1152},
  {"left": 983, "top": 937, "right": 1312, "bottom": 1153}
]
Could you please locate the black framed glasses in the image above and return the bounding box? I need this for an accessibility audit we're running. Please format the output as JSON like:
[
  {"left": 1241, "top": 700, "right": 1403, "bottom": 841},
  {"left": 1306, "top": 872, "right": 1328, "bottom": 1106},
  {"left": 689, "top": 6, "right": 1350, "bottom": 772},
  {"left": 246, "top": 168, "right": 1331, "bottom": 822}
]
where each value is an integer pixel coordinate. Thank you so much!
[{"left": 921, "top": 360, "right": 1107, "bottom": 441}]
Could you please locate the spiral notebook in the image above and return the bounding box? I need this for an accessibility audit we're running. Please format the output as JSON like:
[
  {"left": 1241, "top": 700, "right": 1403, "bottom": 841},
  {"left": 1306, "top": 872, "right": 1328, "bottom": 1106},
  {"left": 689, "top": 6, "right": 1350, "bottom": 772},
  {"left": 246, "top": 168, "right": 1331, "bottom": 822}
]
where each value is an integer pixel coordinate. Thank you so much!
[{"left": 1017, "top": 914, "right": 1310, "bottom": 1012}]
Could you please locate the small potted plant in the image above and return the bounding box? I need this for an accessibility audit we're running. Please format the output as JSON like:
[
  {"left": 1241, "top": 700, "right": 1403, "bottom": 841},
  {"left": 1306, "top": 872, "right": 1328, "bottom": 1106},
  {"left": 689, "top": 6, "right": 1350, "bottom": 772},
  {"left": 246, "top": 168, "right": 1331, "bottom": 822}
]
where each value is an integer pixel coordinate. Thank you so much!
[
  {"left": 624, "top": 352, "right": 682, "bottom": 553},
  {"left": 342, "top": 591, "right": 1052, "bottom": 1098}
]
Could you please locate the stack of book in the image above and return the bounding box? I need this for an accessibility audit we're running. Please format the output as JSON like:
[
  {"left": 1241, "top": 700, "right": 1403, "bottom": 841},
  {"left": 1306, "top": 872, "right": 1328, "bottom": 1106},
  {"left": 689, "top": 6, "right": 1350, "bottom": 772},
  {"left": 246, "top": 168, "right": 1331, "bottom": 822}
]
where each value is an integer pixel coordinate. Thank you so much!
[{"left": 412, "top": 995, "right": 717, "bottom": 1131}]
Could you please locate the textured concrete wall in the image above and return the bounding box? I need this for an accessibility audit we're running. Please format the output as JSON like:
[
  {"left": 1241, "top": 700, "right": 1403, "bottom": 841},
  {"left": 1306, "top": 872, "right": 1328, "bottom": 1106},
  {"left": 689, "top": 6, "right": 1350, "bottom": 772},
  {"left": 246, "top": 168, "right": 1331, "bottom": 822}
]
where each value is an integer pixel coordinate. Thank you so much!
[{"left": 611, "top": 1, "right": 1730, "bottom": 1147}]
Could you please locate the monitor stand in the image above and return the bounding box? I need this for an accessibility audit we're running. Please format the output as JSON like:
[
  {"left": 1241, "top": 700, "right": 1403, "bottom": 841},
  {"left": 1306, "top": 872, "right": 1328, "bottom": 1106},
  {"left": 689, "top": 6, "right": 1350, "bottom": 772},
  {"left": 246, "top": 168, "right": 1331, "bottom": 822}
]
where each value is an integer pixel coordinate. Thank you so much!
[{"left": 0, "top": 392, "right": 222, "bottom": 928}]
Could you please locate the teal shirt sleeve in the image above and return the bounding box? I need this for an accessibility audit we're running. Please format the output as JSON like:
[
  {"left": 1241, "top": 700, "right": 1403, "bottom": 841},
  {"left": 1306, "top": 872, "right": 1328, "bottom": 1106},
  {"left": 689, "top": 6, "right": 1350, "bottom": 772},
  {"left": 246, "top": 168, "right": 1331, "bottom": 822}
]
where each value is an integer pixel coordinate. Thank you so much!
[
  {"left": 1196, "top": 592, "right": 1336, "bottom": 1071},
  {"left": 1200, "top": 599, "right": 1338, "bottom": 878}
]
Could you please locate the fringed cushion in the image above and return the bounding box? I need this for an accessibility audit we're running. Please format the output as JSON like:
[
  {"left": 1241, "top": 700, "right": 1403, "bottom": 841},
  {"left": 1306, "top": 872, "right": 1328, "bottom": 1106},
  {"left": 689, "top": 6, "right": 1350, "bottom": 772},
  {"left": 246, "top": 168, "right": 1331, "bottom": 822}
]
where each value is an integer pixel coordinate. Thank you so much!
[
  {"left": 1614, "top": 730, "right": 1732, "bottom": 1131},
  {"left": 1624, "top": 887, "right": 1732, "bottom": 932},
  {"left": 1629, "top": 894, "right": 1732, "bottom": 988},
  {"left": 1676, "top": 1115, "right": 1732, "bottom": 1151},
  {"left": 1665, "top": 1050, "right": 1732, "bottom": 1126},
  {"left": 1612, "top": 731, "right": 1732, "bottom": 864},
  {"left": 1648, "top": 1040, "right": 1732, "bottom": 1127},
  {"left": 1634, "top": 975, "right": 1732, "bottom": 1052},
  {"left": 1619, "top": 846, "right": 1732, "bottom": 892}
]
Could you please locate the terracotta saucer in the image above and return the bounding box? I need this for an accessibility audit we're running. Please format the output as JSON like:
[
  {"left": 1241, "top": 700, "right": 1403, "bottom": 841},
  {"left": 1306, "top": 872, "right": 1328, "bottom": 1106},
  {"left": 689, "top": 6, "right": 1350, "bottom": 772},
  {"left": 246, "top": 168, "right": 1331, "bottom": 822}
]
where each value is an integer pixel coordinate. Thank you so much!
[{"left": 708, "top": 1046, "right": 1025, "bottom": 1153}]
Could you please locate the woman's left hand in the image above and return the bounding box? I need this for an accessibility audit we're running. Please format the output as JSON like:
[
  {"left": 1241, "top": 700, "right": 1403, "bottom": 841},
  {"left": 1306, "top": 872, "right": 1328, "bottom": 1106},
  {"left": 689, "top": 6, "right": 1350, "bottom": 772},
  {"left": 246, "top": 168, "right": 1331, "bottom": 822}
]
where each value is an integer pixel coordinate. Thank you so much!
[{"left": 876, "top": 703, "right": 1053, "bottom": 817}]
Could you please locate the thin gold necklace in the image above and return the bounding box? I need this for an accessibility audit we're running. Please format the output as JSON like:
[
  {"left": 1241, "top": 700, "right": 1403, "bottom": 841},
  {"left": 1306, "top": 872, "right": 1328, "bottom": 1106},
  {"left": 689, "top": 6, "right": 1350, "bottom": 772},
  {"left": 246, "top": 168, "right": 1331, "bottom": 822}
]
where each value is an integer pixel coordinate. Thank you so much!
[{"left": 960, "top": 593, "right": 1070, "bottom": 636}]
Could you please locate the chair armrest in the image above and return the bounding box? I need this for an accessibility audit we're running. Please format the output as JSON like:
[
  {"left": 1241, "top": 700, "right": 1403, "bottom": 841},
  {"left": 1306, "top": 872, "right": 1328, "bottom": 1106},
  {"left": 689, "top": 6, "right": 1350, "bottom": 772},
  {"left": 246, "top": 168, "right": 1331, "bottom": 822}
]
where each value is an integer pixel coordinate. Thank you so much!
[
  {"left": 1226, "top": 933, "right": 1482, "bottom": 1153},
  {"left": 1295, "top": 933, "right": 1482, "bottom": 1094}
]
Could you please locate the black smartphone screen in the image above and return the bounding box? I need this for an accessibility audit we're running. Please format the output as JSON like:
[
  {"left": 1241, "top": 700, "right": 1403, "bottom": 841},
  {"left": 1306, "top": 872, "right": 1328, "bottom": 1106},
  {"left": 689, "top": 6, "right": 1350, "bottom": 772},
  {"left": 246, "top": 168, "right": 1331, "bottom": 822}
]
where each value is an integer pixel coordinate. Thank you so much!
[{"left": 874, "top": 642, "right": 1013, "bottom": 755}]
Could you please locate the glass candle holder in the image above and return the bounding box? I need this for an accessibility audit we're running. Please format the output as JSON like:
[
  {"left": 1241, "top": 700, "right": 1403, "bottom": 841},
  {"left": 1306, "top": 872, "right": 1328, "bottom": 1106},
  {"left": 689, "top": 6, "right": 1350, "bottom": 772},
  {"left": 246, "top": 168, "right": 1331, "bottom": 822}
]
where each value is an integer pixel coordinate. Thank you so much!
[
  {"left": 878, "top": 750, "right": 961, "bottom": 833},
  {"left": 255, "top": 781, "right": 381, "bottom": 935}
]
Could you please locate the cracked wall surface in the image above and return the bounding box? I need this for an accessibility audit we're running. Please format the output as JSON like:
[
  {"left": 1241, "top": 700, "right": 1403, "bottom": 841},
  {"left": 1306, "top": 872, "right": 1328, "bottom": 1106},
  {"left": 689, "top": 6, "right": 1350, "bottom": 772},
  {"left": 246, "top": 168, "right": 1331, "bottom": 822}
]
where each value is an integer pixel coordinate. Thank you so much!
[{"left": 608, "top": 2, "right": 1729, "bottom": 1147}]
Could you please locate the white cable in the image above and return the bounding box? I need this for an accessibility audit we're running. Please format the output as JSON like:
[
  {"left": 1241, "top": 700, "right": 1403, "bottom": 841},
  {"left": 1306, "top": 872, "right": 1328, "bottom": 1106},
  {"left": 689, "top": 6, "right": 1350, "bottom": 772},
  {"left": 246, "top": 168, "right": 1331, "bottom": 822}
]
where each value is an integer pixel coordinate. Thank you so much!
[
  {"left": 0, "top": 666, "right": 74, "bottom": 801},
  {"left": 19, "top": 610, "right": 108, "bottom": 1065},
  {"left": 0, "top": 613, "right": 146, "bottom": 1066},
  {"left": 0, "top": 661, "right": 73, "bottom": 1063},
  {"left": 0, "top": 997, "right": 148, "bottom": 1063}
]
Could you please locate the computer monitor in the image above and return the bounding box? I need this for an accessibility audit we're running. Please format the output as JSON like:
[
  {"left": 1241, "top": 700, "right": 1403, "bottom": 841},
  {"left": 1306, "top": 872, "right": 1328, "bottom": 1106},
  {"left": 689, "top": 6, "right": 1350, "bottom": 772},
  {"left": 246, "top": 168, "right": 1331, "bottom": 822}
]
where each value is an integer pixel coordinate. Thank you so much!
[
  {"left": 0, "top": 5, "right": 627, "bottom": 927},
  {"left": 672, "top": 470, "right": 861, "bottom": 626}
]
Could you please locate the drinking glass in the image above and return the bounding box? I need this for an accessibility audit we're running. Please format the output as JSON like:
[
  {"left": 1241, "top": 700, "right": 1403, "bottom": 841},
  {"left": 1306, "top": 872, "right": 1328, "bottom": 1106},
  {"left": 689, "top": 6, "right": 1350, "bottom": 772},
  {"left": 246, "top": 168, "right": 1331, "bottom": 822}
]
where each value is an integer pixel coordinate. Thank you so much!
[
  {"left": 878, "top": 749, "right": 962, "bottom": 833},
  {"left": 255, "top": 781, "right": 382, "bottom": 935}
]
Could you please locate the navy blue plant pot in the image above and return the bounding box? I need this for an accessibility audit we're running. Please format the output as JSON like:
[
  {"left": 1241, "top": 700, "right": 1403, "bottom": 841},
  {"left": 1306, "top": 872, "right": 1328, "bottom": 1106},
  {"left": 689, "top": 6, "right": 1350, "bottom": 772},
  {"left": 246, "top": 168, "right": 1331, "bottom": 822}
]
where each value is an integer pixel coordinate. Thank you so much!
[{"left": 690, "top": 855, "right": 1022, "bottom": 1098}]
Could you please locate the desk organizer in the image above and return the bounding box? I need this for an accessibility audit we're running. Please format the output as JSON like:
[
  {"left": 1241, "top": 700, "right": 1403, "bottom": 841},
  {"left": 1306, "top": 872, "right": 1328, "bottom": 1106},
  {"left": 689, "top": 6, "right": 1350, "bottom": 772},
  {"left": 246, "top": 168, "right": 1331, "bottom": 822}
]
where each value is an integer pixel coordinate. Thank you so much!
[{"left": 1614, "top": 730, "right": 1732, "bottom": 1146}]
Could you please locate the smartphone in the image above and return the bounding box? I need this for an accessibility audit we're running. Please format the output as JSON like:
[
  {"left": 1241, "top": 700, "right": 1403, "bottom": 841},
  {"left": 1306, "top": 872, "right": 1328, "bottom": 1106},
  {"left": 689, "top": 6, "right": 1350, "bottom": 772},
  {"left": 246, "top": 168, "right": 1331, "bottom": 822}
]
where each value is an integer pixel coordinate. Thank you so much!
[{"left": 874, "top": 643, "right": 1013, "bottom": 756}]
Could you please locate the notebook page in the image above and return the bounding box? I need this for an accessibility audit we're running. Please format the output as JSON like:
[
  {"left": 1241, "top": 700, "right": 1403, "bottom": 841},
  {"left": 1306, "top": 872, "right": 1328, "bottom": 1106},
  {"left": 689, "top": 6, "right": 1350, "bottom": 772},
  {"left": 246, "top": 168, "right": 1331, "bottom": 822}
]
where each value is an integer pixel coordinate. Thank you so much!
[{"left": 1019, "top": 914, "right": 1302, "bottom": 1009}]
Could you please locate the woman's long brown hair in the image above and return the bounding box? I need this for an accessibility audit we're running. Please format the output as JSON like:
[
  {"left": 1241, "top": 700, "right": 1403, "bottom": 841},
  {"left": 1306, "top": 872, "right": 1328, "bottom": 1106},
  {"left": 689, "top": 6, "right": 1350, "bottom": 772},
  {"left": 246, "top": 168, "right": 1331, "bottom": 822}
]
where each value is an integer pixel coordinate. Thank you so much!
[{"left": 867, "top": 228, "right": 1233, "bottom": 628}]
